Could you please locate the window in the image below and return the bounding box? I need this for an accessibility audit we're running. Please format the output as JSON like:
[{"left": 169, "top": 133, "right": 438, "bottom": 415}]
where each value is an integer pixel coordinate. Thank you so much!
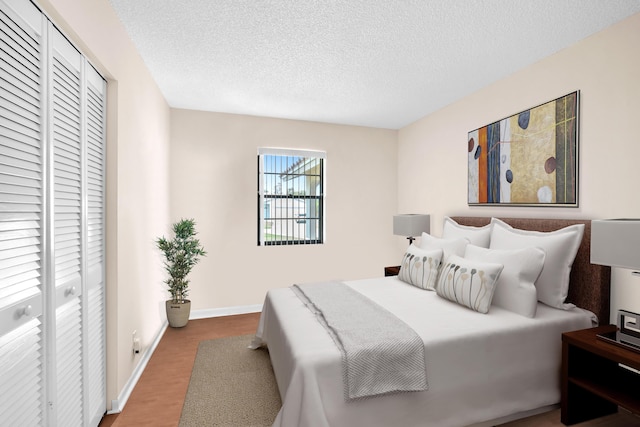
[{"left": 258, "top": 148, "right": 325, "bottom": 245}]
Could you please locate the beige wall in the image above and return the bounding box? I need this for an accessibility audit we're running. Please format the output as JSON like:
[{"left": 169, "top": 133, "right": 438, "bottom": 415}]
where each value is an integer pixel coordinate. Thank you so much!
[
  {"left": 33, "top": 0, "right": 399, "bottom": 411},
  {"left": 27, "top": 0, "right": 640, "bottom": 413},
  {"left": 398, "top": 13, "right": 640, "bottom": 323},
  {"left": 170, "top": 110, "right": 400, "bottom": 309},
  {"left": 37, "top": 0, "right": 172, "bottom": 409}
]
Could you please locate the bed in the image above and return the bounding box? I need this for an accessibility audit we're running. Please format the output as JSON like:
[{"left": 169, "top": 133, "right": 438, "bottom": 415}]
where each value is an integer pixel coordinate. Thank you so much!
[{"left": 251, "top": 217, "right": 611, "bottom": 427}]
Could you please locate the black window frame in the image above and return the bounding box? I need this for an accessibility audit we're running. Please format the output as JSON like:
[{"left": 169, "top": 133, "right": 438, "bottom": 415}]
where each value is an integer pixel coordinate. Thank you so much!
[{"left": 257, "top": 150, "right": 325, "bottom": 246}]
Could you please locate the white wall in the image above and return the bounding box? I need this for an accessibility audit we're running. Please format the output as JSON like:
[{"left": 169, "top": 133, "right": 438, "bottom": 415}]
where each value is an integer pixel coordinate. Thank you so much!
[
  {"left": 398, "top": 13, "right": 640, "bottom": 324},
  {"left": 36, "top": 0, "right": 172, "bottom": 409},
  {"left": 170, "top": 110, "right": 400, "bottom": 309}
]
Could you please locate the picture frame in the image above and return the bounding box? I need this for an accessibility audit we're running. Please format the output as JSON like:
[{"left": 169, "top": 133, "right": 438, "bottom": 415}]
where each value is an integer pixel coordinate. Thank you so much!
[{"left": 467, "top": 91, "right": 579, "bottom": 207}]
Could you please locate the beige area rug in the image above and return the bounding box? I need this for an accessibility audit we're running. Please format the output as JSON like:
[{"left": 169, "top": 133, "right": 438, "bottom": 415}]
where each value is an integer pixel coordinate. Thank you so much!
[{"left": 179, "top": 334, "right": 282, "bottom": 427}]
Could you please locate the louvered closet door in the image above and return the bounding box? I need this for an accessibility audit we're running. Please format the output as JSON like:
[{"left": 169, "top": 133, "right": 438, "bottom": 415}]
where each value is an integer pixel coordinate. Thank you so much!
[
  {"left": 1, "top": 0, "right": 106, "bottom": 425},
  {"left": 84, "top": 63, "right": 106, "bottom": 427},
  {"left": 50, "top": 26, "right": 84, "bottom": 427},
  {"left": 0, "top": 0, "right": 46, "bottom": 425}
]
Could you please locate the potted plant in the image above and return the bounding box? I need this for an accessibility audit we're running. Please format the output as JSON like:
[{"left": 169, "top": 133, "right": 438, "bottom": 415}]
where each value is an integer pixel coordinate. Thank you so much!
[{"left": 156, "top": 218, "right": 207, "bottom": 327}]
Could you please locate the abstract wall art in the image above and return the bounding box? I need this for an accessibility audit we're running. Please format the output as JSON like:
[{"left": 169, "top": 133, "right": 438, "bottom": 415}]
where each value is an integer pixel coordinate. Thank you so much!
[{"left": 468, "top": 91, "right": 579, "bottom": 206}]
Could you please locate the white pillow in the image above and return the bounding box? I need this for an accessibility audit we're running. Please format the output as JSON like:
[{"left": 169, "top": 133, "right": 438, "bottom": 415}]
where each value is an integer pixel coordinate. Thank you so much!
[
  {"left": 435, "top": 254, "right": 503, "bottom": 313},
  {"left": 489, "top": 218, "right": 584, "bottom": 310},
  {"left": 442, "top": 217, "right": 492, "bottom": 248},
  {"left": 419, "top": 232, "right": 469, "bottom": 261},
  {"left": 398, "top": 245, "right": 443, "bottom": 291},
  {"left": 465, "top": 245, "right": 545, "bottom": 317}
]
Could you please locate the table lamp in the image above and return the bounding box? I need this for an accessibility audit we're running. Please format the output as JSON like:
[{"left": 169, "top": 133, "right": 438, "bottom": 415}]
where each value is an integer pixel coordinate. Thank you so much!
[
  {"left": 591, "top": 219, "right": 640, "bottom": 348},
  {"left": 393, "top": 214, "right": 430, "bottom": 245},
  {"left": 591, "top": 219, "right": 640, "bottom": 273}
]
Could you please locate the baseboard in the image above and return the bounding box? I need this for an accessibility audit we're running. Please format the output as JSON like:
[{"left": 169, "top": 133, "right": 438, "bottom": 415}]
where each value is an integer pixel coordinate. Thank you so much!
[
  {"left": 190, "top": 303, "right": 263, "bottom": 319},
  {"left": 105, "top": 304, "right": 261, "bottom": 414},
  {"left": 107, "top": 320, "right": 168, "bottom": 414}
]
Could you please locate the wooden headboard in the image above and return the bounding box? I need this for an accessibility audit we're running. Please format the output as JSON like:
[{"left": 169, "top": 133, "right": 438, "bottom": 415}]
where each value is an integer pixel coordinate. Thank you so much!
[{"left": 451, "top": 217, "right": 611, "bottom": 324}]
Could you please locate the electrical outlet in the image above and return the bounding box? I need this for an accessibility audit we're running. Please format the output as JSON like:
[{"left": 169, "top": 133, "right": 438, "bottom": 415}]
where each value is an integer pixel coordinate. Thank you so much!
[{"left": 132, "top": 330, "right": 140, "bottom": 354}]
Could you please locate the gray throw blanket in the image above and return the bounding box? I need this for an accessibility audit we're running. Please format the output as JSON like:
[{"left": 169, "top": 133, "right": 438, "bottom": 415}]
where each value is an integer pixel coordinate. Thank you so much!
[{"left": 292, "top": 281, "right": 428, "bottom": 400}]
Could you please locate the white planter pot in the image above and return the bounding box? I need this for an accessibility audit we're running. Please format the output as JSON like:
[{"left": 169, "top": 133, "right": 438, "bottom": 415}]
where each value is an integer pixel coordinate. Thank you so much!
[{"left": 166, "top": 299, "right": 191, "bottom": 328}]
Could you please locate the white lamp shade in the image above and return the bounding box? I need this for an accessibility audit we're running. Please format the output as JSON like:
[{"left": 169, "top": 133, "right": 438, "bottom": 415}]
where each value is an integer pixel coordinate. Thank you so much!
[
  {"left": 393, "top": 214, "right": 430, "bottom": 237},
  {"left": 591, "top": 219, "right": 640, "bottom": 269}
]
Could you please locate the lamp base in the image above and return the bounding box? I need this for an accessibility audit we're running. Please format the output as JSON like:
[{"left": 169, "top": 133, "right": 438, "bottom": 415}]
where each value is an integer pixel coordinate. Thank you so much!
[{"left": 407, "top": 236, "right": 415, "bottom": 246}]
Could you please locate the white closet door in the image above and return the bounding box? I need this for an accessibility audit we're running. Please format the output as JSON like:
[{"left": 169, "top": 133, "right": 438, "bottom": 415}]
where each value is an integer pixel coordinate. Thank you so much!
[
  {"left": 50, "top": 25, "right": 84, "bottom": 427},
  {"left": 0, "top": 0, "right": 46, "bottom": 425},
  {"left": 1, "top": 0, "right": 106, "bottom": 425},
  {"left": 84, "top": 62, "right": 106, "bottom": 427}
]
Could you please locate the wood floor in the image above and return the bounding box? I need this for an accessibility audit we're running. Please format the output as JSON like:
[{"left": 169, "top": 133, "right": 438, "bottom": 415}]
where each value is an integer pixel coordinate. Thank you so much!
[
  {"left": 99, "top": 313, "right": 640, "bottom": 427},
  {"left": 99, "top": 313, "right": 261, "bottom": 427}
]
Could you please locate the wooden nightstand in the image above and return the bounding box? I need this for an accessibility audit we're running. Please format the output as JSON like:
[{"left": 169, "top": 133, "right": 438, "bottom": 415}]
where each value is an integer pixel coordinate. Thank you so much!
[
  {"left": 384, "top": 266, "right": 400, "bottom": 277},
  {"left": 561, "top": 324, "right": 640, "bottom": 425}
]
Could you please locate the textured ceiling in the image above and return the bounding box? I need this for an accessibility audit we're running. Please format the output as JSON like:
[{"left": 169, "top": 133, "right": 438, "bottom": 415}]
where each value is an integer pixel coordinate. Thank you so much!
[{"left": 108, "top": 0, "right": 640, "bottom": 129}]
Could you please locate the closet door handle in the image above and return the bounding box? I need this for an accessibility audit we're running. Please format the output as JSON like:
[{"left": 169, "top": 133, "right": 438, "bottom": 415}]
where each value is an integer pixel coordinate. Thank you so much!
[
  {"left": 21, "top": 305, "right": 33, "bottom": 317},
  {"left": 65, "top": 286, "right": 77, "bottom": 297}
]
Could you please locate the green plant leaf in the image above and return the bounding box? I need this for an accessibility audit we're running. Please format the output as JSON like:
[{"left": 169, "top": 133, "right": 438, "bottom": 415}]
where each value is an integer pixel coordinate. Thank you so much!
[{"left": 156, "top": 218, "right": 207, "bottom": 302}]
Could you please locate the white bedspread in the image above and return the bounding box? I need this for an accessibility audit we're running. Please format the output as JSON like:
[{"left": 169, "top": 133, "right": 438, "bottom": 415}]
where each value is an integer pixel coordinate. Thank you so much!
[{"left": 252, "top": 277, "right": 596, "bottom": 427}]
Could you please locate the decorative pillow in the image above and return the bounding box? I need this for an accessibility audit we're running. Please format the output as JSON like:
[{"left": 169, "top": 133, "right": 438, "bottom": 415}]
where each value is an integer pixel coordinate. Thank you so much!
[
  {"left": 489, "top": 218, "right": 584, "bottom": 310},
  {"left": 398, "top": 245, "right": 443, "bottom": 291},
  {"left": 464, "top": 245, "right": 545, "bottom": 317},
  {"left": 442, "top": 217, "right": 492, "bottom": 248},
  {"left": 435, "top": 254, "right": 503, "bottom": 313},
  {"left": 419, "top": 232, "right": 469, "bottom": 261}
]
